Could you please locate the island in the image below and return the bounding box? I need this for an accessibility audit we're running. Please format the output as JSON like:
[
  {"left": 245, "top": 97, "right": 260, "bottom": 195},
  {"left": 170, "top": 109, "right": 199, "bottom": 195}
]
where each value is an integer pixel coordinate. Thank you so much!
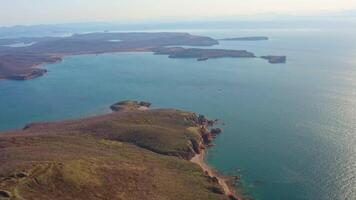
[
  {"left": 0, "top": 32, "right": 285, "bottom": 81},
  {"left": 153, "top": 47, "right": 256, "bottom": 61},
  {"left": 220, "top": 36, "right": 269, "bottom": 41},
  {"left": 0, "top": 100, "right": 241, "bottom": 200},
  {"left": 197, "top": 57, "right": 209, "bottom": 61},
  {"left": 261, "top": 55, "right": 287, "bottom": 64}
]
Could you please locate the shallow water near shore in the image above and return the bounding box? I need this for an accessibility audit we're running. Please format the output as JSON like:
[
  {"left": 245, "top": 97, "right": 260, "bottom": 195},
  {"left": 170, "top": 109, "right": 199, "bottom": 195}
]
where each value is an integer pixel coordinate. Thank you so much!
[{"left": 1, "top": 26, "right": 356, "bottom": 200}]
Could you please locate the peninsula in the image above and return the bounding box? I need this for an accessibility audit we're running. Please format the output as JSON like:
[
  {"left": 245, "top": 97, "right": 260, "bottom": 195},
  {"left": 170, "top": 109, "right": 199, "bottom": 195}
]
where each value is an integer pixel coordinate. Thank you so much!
[{"left": 0, "top": 101, "right": 241, "bottom": 200}]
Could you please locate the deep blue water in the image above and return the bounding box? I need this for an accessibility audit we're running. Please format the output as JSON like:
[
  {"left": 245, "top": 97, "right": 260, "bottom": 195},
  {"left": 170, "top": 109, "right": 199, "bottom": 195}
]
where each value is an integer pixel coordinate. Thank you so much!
[{"left": 0, "top": 26, "right": 355, "bottom": 200}]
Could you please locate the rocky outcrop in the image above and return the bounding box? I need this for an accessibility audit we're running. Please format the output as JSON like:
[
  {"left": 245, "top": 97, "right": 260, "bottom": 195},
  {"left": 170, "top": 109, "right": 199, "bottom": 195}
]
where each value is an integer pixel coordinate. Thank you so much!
[
  {"left": 196, "top": 114, "right": 217, "bottom": 126},
  {"left": 110, "top": 100, "right": 151, "bottom": 111},
  {"left": 194, "top": 116, "right": 223, "bottom": 147},
  {"left": 211, "top": 128, "right": 222, "bottom": 135}
]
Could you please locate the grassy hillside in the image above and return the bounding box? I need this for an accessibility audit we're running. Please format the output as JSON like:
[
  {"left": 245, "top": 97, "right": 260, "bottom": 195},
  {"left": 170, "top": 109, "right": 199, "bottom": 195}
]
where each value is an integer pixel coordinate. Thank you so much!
[{"left": 0, "top": 101, "right": 228, "bottom": 200}]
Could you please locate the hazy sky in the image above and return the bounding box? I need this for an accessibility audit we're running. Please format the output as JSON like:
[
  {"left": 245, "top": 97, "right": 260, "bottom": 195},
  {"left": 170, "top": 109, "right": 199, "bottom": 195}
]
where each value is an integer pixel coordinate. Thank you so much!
[{"left": 1, "top": 0, "right": 356, "bottom": 26}]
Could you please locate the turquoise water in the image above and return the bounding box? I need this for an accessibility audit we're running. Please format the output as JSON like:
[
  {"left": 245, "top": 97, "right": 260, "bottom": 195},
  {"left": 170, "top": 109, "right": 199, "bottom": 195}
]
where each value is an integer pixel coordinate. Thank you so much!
[{"left": 0, "top": 27, "right": 356, "bottom": 200}]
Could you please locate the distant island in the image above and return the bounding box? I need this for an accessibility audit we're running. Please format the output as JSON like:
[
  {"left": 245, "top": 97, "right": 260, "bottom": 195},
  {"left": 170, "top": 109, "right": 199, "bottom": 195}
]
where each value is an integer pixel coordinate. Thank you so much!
[
  {"left": 0, "top": 32, "right": 285, "bottom": 80},
  {"left": 153, "top": 47, "right": 256, "bottom": 61},
  {"left": 261, "top": 55, "right": 287, "bottom": 64},
  {"left": 0, "top": 100, "right": 241, "bottom": 200},
  {"left": 220, "top": 36, "right": 269, "bottom": 41}
]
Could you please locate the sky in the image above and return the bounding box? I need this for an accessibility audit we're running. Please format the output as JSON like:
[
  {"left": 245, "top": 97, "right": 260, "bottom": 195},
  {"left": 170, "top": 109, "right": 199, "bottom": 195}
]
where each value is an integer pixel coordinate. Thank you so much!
[{"left": 1, "top": 0, "right": 356, "bottom": 26}]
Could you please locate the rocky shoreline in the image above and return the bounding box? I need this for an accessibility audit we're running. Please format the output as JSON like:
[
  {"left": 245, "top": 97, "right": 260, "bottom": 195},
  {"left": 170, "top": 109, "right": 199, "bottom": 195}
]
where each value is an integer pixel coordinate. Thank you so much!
[
  {"left": 189, "top": 114, "right": 241, "bottom": 200},
  {"left": 111, "top": 101, "right": 241, "bottom": 199}
]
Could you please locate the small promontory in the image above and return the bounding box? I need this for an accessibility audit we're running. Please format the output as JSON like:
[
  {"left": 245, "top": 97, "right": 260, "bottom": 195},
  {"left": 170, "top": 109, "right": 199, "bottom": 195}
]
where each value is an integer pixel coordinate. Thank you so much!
[{"left": 110, "top": 100, "right": 151, "bottom": 111}]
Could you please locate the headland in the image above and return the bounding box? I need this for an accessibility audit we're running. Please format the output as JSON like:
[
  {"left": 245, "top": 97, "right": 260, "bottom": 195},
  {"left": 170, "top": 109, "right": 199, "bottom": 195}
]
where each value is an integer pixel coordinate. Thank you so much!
[{"left": 0, "top": 100, "right": 241, "bottom": 200}]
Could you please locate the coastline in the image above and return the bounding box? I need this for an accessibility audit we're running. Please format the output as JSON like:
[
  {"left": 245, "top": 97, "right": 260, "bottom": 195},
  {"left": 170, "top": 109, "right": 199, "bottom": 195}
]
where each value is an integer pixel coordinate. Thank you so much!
[
  {"left": 0, "top": 32, "right": 285, "bottom": 81},
  {"left": 191, "top": 148, "right": 241, "bottom": 200},
  {"left": 0, "top": 50, "right": 151, "bottom": 81}
]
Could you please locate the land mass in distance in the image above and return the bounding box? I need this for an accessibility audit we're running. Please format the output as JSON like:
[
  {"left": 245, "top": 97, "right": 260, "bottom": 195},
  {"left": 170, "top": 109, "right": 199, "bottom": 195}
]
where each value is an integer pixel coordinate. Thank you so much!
[
  {"left": 0, "top": 32, "right": 285, "bottom": 80},
  {"left": 153, "top": 47, "right": 256, "bottom": 61}
]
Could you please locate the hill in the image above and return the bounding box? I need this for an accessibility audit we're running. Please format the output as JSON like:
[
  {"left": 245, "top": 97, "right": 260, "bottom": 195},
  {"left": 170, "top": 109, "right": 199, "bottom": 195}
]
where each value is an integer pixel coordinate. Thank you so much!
[{"left": 0, "top": 101, "right": 236, "bottom": 200}]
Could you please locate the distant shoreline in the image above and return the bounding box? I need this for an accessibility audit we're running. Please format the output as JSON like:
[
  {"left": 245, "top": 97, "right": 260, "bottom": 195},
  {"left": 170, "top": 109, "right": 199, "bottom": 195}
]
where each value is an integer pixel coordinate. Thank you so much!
[{"left": 0, "top": 32, "right": 285, "bottom": 81}]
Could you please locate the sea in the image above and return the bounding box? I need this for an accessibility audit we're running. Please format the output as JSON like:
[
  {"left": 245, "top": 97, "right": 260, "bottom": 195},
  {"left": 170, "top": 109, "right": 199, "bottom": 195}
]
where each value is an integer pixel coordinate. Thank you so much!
[{"left": 0, "top": 19, "right": 355, "bottom": 200}]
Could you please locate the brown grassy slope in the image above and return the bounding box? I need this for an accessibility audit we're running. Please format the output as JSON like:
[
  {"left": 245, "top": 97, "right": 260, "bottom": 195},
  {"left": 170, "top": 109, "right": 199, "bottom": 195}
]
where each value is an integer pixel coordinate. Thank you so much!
[{"left": 0, "top": 106, "right": 227, "bottom": 200}]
